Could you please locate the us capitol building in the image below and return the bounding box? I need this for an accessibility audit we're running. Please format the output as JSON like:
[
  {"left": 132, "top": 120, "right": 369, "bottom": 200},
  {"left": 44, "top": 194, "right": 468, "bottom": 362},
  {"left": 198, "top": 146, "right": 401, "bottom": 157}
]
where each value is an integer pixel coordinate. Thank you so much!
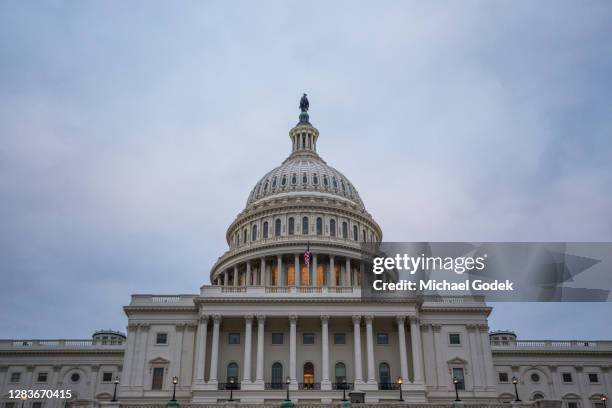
[{"left": 1, "top": 96, "right": 611, "bottom": 407}]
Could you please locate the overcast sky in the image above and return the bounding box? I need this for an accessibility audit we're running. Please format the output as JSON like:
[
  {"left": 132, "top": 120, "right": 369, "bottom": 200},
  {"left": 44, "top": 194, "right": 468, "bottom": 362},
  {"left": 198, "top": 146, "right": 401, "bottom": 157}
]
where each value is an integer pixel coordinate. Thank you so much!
[{"left": 1, "top": 1, "right": 611, "bottom": 339}]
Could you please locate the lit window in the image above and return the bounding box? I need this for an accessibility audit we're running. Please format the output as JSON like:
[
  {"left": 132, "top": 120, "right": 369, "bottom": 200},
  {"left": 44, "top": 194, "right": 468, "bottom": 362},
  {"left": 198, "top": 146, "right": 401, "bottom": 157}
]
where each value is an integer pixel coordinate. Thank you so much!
[
  {"left": 228, "top": 333, "right": 240, "bottom": 345},
  {"left": 376, "top": 333, "right": 389, "bottom": 345},
  {"left": 303, "top": 333, "right": 315, "bottom": 345},
  {"left": 449, "top": 333, "right": 461, "bottom": 345},
  {"left": 156, "top": 333, "right": 168, "bottom": 345},
  {"left": 272, "top": 333, "right": 284, "bottom": 345}
]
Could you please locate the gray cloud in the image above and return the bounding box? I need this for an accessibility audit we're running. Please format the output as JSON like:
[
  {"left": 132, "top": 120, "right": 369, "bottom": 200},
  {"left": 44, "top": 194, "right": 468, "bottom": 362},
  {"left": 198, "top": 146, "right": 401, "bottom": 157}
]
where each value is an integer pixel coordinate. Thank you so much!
[{"left": 0, "top": 0, "right": 611, "bottom": 339}]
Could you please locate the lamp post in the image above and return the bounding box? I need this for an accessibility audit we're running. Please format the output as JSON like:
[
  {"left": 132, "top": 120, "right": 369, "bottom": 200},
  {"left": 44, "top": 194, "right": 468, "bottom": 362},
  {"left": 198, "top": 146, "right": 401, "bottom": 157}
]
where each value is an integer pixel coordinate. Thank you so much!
[
  {"left": 228, "top": 377, "right": 235, "bottom": 402},
  {"left": 512, "top": 376, "right": 521, "bottom": 402},
  {"left": 285, "top": 377, "right": 292, "bottom": 401},
  {"left": 453, "top": 377, "right": 461, "bottom": 402},
  {"left": 342, "top": 378, "right": 348, "bottom": 402},
  {"left": 20, "top": 395, "right": 28, "bottom": 408},
  {"left": 111, "top": 376, "right": 119, "bottom": 402},
  {"left": 171, "top": 376, "right": 178, "bottom": 402},
  {"left": 601, "top": 395, "right": 607, "bottom": 408},
  {"left": 398, "top": 376, "right": 404, "bottom": 402}
]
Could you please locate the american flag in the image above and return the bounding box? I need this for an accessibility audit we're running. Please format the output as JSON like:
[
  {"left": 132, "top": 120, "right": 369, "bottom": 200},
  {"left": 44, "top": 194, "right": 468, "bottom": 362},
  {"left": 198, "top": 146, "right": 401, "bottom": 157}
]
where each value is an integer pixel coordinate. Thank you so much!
[{"left": 304, "top": 243, "right": 311, "bottom": 266}]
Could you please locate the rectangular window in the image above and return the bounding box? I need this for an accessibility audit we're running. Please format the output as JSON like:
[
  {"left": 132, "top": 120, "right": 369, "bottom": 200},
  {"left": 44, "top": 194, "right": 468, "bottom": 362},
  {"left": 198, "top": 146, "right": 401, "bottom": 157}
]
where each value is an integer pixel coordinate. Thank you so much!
[
  {"left": 376, "top": 333, "right": 389, "bottom": 345},
  {"left": 449, "top": 333, "right": 461, "bottom": 345},
  {"left": 588, "top": 373, "right": 599, "bottom": 383},
  {"left": 562, "top": 372, "right": 573, "bottom": 383},
  {"left": 10, "top": 372, "right": 21, "bottom": 383},
  {"left": 452, "top": 367, "right": 465, "bottom": 390},
  {"left": 156, "top": 333, "right": 168, "bottom": 345},
  {"left": 568, "top": 402, "right": 578, "bottom": 408},
  {"left": 303, "top": 333, "right": 315, "bottom": 345},
  {"left": 498, "top": 372, "right": 509, "bottom": 383},
  {"left": 151, "top": 367, "right": 164, "bottom": 390},
  {"left": 334, "top": 333, "right": 346, "bottom": 344},
  {"left": 228, "top": 333, "right": 240, "bottom": 345},
  {"left": 32, "top": 402, "right": 42, "bottom": 408},
  {"left": 102, "top": 372, "right": 113, "bottom": 382},
  {"left": 36, "top": 372, "right": 48, "bottom": 382},
  {"left": 271, "top": 333, "right": 283, "bottom": 344}
]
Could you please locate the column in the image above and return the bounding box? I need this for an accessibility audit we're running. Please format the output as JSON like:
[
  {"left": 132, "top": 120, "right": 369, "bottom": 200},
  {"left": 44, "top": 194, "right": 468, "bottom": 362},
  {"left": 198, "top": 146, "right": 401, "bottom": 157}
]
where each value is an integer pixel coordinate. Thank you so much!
[
  {"left": 294, "top": 254, "right": 300, "bottom": 287},
  {"left": 312, "top": 254, "right": 317, "bottom": 287},
  {"left": 242, "top": 315, "right": 253, "bottom": 384},
  {"left": 121, "top": 323, "right": 138, "bottom": 388},
  {"left": 352, "top": 315, "right": 363, "bottom": 384},
  {"left": 260, "top": 257, "right": 266, "bottom": 286},
  {"left": 365, "top": 316, "right": 376, "bottom": 384},
  {"left": 277, "top": 255, "right": 283, "bottom": 286},
  {"left": 289, "top": 315, "right": 298, "bottom": 388},
  {"left": 466, "top": 324, "right": 483, "bottom": 390},
  {"left": 193, "top": 316, "right": 208, "bottom": 384},
  {"left": 329, "top": 255, "right": 335, "bottom": 286},
  {"left": 172, "top": 323, "right": 186, "bottom": 381},
  {"left": 90, "top": 365, "right": 99, "bottom": 400},
  {"left": 255, "top": 315, "right": 265, "bottom": 385},
  {"left": 134, "top": 323, "right": 150, "bottom": 388},
  {"left": 224, "top": 270, "right": 229, "bottom": 286},
  {"left": 478, "top": 324, "right": 496, "bottom": 390},
  {"left": 246, "top": 261, "right": 251, "bottom": 286},
  {"left": 345, "top": 258, "right": 351, "bottom": 286},
  {"left": 396, "top": 316, "right": 409, "bottom": 385},
  {"left": 321, "top": 315, "right": 331, "bottom": 390},
  {"left": 410, "top": 317, "right": 425, "bottom": 384},
  {"left": 233, "top": 265, "right": 238, "bottom": 286},
  {"left": 208, "top": 315, "right": 221, "bottom": 384}
]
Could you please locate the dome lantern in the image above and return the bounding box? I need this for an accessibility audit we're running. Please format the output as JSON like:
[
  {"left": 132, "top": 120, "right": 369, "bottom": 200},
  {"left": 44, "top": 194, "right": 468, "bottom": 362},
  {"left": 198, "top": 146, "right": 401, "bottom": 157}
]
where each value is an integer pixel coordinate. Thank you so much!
[{"left": 289, "top": 93, "right": 319, "bottom": 157}]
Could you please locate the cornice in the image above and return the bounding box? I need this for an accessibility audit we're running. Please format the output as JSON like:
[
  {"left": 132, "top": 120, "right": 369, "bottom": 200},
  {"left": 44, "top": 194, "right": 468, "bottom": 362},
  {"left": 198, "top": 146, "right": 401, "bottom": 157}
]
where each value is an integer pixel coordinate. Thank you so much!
[
  {"left": 0, "top": 349, "right": 125, "bottom": 357},
  {"left": 492, "top": 349, "right": 612, "bottom": 356}
]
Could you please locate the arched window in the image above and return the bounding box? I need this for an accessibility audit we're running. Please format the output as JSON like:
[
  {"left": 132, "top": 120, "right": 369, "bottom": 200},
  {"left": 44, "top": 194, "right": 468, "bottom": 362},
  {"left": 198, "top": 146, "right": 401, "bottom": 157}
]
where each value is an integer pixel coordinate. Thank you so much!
[
  {"left": 341, "top": 180, "right": 346, "bottom": 192},
  {"left": 281, "top": 175, "right": 287, "bottom": 186},
  {"left": 302, "top": 217, "right": 309, "bottom": 235},
  {"left": 275, "top": 219, "right": 281, "bottom": 237},
  {"left": 316, "top": 217, "right": 322, "bottom": 235},
  {"left": 252, "top": 225, "right": 257, "bottom": 241},
  {"left": 379, "top": 362, "right": 391, "bottom": 389},
  {"left": 288, "top": 217, "right": 295, "bottom": 235},
  {"left": 263, "top": 222, "right": 269, "bottom": 239},
  {"left": 313, "top": 174, "right": 319, "bottom": 185},
  {"left": 303, "top": 362, "right": 315, "bottom": 389},
  {"left": 362, "top": 229, "right": 366, "bottom": 243},
  {"left": 532, "top": 393, "right": 545, "bottom": 401},
  {"left": 342, "top": 222, "right": 348, "bottom": 238},
  {"left": 353, "top": 225, "right": 358, "bottom": 241},
  {"left": 332, "top": 177, "right": 338, "bottom": 189},
  {"left": 243, "top": 229, "right": 247, "bottom": 243},
  {"left": 272, "top": 176, "right": 277, "bottom": 188},
  {"left": 302, "top": 173, "right": 308, "bottom": 184},
  {"left": 330, "top": 219, "right": 336, "bottom": 237},
  {"left": 334, "top": 362, "right": 346, "bottom": 384},
  {"left": 323, "top": 176, "right": 329, "bottom": 187},
  {"left": 227, "top": 362, "right": 239, "bottom": 383},
  {"left": 291, "top": 174, "right": 297, "bottom": 185},
  {"left": 236, "top": 234, "right": 240, "bottom": 246},
  {"left": 271, "top": 362, "right": 283, "bottom": 389},
  {"left": 263, "top": 180, "right": 269, "bottom": 191}
]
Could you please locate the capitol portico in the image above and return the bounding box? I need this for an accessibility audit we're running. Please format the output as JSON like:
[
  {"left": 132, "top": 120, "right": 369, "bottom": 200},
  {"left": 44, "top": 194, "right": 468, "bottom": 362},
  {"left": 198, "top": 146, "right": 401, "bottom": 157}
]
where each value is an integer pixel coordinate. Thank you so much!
[{"left": 1, "top": 96, "right": 611, "bottom": 407}]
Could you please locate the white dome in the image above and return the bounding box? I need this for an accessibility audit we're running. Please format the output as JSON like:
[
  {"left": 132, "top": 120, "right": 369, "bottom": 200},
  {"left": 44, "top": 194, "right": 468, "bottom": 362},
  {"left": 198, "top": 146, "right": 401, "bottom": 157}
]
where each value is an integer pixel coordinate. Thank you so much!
[{"left": 246, "top": 155, "right": 365, "bottom": 209}]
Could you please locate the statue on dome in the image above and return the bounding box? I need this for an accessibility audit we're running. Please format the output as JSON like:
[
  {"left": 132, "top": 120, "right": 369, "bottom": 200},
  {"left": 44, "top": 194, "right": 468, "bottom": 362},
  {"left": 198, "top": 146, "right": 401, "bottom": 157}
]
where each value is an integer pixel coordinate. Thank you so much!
[{"left": 299, "top": 93, "right": 309, "bottom": 112}]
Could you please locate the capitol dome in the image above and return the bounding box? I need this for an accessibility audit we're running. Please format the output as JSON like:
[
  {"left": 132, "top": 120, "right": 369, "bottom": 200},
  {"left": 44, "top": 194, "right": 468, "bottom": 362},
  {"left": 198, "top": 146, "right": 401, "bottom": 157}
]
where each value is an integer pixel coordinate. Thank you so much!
[{"left": 209, "top": 94, "right": 382, "bottom": 288}]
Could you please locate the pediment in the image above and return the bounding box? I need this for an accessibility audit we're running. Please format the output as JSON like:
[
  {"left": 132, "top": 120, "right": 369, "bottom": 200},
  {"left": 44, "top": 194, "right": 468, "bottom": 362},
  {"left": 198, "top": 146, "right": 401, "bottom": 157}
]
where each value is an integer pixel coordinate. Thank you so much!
[{"left": 447, "top": 357, "right": 468, "bottom": 365}]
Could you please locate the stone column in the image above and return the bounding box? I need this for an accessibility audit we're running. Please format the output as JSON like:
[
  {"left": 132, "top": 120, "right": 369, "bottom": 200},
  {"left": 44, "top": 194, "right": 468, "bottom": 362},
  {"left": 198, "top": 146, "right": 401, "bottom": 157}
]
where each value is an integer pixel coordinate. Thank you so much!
[
  {"left": 233, "top": 265, "right": 238, "bottom": 286},
  {"left": 365, "top": 316, "right": 376, "bottom": 384},
  {"left": 246, "top": 261, "right": 251, "bottom": 286},
  {"left": 242, "top": 315, "right": 253, "bottom": 384},
  {"left": 345, "top": 258, "right": 351, "bottom": 286},
  {"left": 352, "top": 315, "right": 363, "bottom": 384},
  {"left": 396, "top": 316, "right": 409, "bottom": 385},
  {"left": 466, "top": 324, "right": 483, "bottom": 390},
  {"left": 410, "top": 317, "right": 425, "bottom": 384},
  {"left": 121, "top": 323, "right": 138, "bottom": 389},
  {"left": 329, "top": 255, "right": 335, "bottom": 286},
  {"left": 208, "top": 315, "right": 221, "bottom": 384},
  {"left": 260, "top": 257, "right": 266, "bottom": 286},
  {"left": 90, "top": 365, "right": 99, "bottom": 399},
  {"left": 321, "top": 315, "right": 331, "bottom": 390},
  {"left": 224, "top": 270, "right": 229, "bottom": 286},
  {"left": 255, "top": 315, "right": 265, "bottom": 386},
  {"left": 312, "top": 254, "right": 317, "bottom": 287},
  {"left": 193, "top": 316, "right": 208, "bottom": 384},
  {"left": 277, "top": 255, "right": 283, "bottom": 286},
  {"left": 134, "top": 323, "right": 149, "bottom": 388},
  {"left": 172, "top": 323, "right": 186, "bottom": 381},
  {"left": 294, "top": 254, "right": 300, "bottom": 287},
  {"left": 478, "top": 324, "right": 496, "bottom": 390},
  {"left": 289, "top": 315, "right": 298, "bottom": 388}
]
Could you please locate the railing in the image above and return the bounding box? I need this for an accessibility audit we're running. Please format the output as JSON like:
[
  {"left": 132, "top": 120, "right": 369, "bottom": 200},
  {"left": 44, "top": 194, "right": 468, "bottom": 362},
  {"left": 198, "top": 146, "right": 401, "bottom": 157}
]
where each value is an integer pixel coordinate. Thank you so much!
[
  {"left": 217, "top": 382, "right": 241, "bottom": 390},
  {"left": 298, "top": 382, "right": 321, "bottom": 390},
  {"left": 264, "top": 382, "right": 285, "bottom": 390},
  {"left": 490, "top": 339, "right": 612, "bottom": 349},
  {"left": 0, "top": 339, "right": 125, "bottom": 348},
  {"left": 129, "top": 294, "right": 198, "bottom": 306},
  {"left": 332, "top": 382, "right": 354, "bottom": 390},
  {"left": 202, "top": 285, "right": 358, "bottom": 297},
  {"left": 378, "top": 382, "right": 401, "bottom": 390}
]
